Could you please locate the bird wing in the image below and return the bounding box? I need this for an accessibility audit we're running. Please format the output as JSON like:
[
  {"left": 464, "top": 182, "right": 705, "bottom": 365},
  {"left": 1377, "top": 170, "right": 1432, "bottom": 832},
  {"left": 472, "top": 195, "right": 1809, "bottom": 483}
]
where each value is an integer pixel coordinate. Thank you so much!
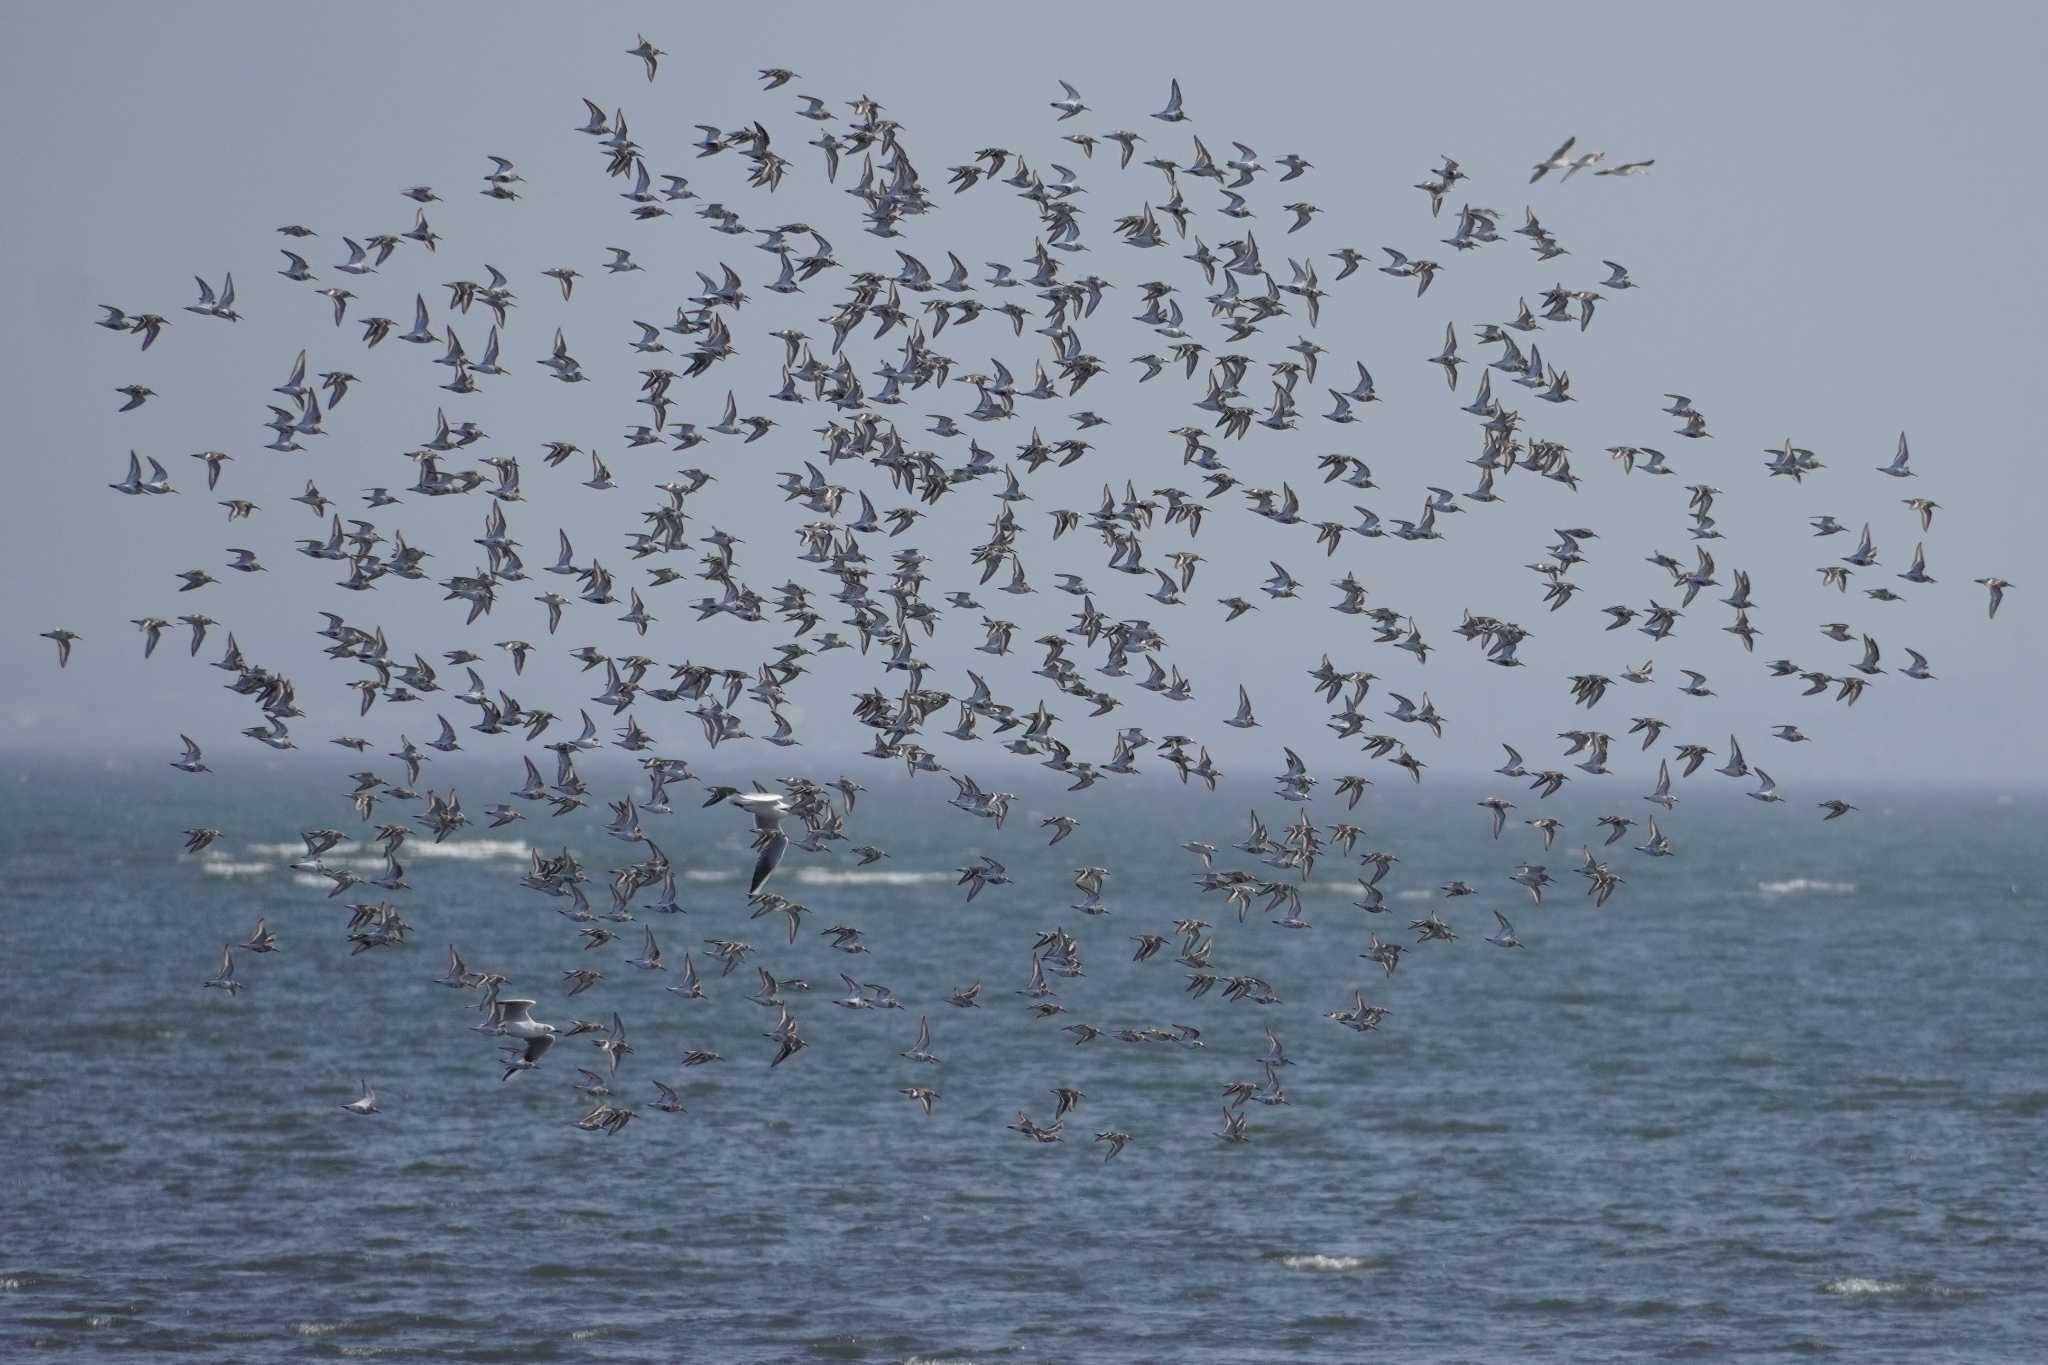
[{"left": 750, "top": 831, "right": 789, "bottom": 895}]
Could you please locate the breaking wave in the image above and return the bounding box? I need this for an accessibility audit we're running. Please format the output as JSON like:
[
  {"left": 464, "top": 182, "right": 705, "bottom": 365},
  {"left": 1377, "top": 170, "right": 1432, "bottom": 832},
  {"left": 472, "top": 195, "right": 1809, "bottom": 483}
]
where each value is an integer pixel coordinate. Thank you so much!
[
  {"left": 1820, "top": 1277, "right": 1904, "bottom": 1296},
  {"left": 245, "top": 840, "right": 328, "bottom": 857},
  {"left": 408, "top": 838, "right": 532, "bottom": 861},
  {"left": 1758, "top": 878, "right": 1858, "bottom": 896},
  {"left": 199, "top": 857, "right": 272, "bottom": 878},
  {"left": 686, "top": 864, "right": 958, "bottom": 886},
  {"left": 791, "top": 867, "right": 955, "bottom": 886},
  {"left": 243, "top": 838, "right": 530, "bottom": 863},
  {"left": 1818, "top": 1276, "right": 1965, "bottom": 1299},
  {"left": 324, "top": 855, "right": 392, "bottom": 873},
  {"left": 1275, "top": 1253, "right": 1373, "bottom": 1272},
  {"left": 1304, "top": 879, "right": 1378, "bottom": 897}
]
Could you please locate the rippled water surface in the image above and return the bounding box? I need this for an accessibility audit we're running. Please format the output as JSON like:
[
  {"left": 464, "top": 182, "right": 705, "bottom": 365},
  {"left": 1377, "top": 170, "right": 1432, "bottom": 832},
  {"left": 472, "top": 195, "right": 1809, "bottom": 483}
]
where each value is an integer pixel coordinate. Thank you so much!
[{"left": 3, "top": 762, "right": 2044, "bottom": 1362}]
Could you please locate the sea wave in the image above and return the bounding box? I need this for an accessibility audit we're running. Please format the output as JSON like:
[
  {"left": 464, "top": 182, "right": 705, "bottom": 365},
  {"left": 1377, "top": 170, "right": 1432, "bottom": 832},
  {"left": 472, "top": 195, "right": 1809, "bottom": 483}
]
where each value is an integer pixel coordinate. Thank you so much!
[
  {"left": 1275, "top": 1253, "right": 1374, "bottom": 1272},
  {"left": 199, "top": 858, "right": 273, "bottom": 878},
  {"left": 245, "top": 838, "right": 531, "bottom": 863},
  {"left": 1819, "top": 1277, "right": 1903, "bottom": 1296},
  {"left": 1758, "top": 878, "right": 1857, "bottom": 896},
  {"left": 790, "top": 868, "right": 955, "bottom": 886},
  {"left": 245, "top": 841, "right": 332, "bottom": 857},
  {"left": 409, "top": 838, "right": 532, "bottom": 861},
  {"left": 1818, "top": 1276, "right": 1963, "bottom": 1298}
]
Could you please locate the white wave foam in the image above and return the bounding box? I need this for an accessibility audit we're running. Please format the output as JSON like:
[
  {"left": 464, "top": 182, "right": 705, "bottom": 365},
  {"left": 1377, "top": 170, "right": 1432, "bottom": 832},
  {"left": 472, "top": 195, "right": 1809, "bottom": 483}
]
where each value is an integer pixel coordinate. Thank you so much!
[
  {"left": 1395, "top": 888, "right": 1433, "bottom": 901},
  {"left": 248, "top": 837, "right": 530, "bottom": 863},
  {"left": 791, "top": 867, "right": 955, "bottom": 886},
  {"left": 290, "top": 874, "right": 330, "bottom": 889},
  {"left": 0, "top": 1277, "right": 21, "bottom": 1291},
  {"left": 199, "top": 858, "right": 272, "bottom": 878},
  {"left": 1758, "top": 878, "right": 1858, "bottom": 896},
  {"left": 291, "top": 1320, "right": 340, "bottom": 1336},
  {"left": 683, "top": 870, "right": 735, "bottom": 883},
  {"left": 409, "top": 838, "right": 532, "bottom": 861},
  {"left": 1279, "top": 1253, "right": 1370, "bottom": 1271},
  {"left": 244, "top": 841, "right": 346, "bottom": 858},
  {"left": 1819, "top": 1277, "right": 1905, "bottom": 1296},
  {"left": 323, "top": 856, "right": 390, "bottom": 873}
]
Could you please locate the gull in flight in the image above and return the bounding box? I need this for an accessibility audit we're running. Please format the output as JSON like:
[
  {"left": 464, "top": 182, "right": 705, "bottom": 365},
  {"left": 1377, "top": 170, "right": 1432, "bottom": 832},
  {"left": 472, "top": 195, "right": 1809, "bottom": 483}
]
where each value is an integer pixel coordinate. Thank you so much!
[
  {"left": 1530, "top": 136, "right": 1576, "bottom": 183},
  {"left": 735, "top": 791, "right": 791, "bottom": 894},
  {"left": 495, "top": 998, "right": 558, "bottom": 1079}
]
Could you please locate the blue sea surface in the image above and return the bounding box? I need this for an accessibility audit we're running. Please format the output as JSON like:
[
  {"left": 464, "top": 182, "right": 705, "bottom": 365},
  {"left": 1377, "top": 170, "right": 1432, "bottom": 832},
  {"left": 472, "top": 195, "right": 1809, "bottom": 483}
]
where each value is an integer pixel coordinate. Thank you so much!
[{"left": 2, "top": 759, "right": 2043, "bottom": 1362}]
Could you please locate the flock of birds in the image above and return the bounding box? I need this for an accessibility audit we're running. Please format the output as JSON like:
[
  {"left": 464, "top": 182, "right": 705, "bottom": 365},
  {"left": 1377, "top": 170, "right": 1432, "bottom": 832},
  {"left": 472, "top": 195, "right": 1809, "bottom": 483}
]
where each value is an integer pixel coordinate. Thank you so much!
[{"left": 50, "top": 48, "right": 2015, "bottom": 1151}]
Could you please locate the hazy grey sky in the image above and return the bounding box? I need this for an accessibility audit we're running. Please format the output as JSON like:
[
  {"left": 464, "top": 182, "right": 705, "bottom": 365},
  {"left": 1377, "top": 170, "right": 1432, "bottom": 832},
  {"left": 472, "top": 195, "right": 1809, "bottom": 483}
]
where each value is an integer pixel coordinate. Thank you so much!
[{"left": 2, "top": 1, "right": 2040, "bottom": 787}]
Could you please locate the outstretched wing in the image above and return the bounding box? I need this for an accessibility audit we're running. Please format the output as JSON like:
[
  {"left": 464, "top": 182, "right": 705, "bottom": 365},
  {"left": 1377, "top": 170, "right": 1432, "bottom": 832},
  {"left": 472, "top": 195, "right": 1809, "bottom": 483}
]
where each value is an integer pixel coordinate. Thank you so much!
[{"left": 749, "top": 831, "right": 789, "bottom": 896}]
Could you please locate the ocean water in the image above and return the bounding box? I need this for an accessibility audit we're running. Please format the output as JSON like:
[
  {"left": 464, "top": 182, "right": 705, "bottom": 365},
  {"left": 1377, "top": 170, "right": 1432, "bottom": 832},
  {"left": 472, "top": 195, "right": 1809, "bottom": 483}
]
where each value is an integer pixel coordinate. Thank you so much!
[{"left": 2, "top": 758, "right": 2044, "bottom": 1363}]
